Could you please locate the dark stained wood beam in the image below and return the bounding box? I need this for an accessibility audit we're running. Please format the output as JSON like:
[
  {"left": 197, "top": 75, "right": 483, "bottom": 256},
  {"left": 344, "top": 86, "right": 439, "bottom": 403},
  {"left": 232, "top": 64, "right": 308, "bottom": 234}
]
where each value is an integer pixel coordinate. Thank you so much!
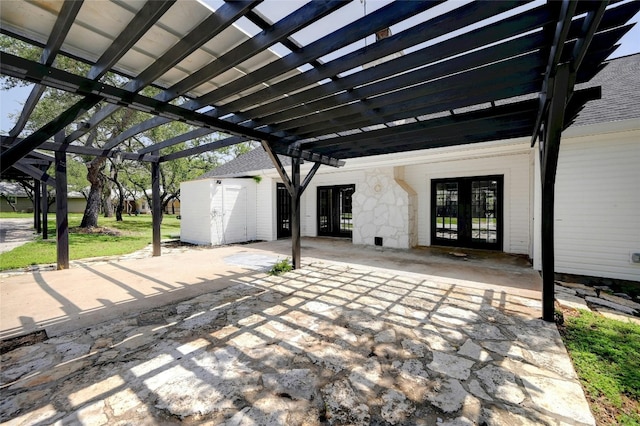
[
  {"left": 55, "top": 133, "right": 69, "bottom": 270},
  {"left": 6, "top": 0, "right": 84, "bottom": 141},
  {"left": 41, "top": 181, "right": 48, "bottom": 240},
  {"left": 191, "top": 1, "right": 445, "bottom": 108},
  {"left": 227, "top": 0, "right": 536, "bottom": 115},
  {"left": 291, "top": 157, "right": 301, "bottom": 270},
  {"left": 67, "top": 1, "right": 258, "bottom": 147},
  {"left": 104, "top": 0, "right": 350, "bottom": 153},
  {"left": 531, "top": 0, "right": 578, "bottom": 145},
  {"left": 151, "top": 159, "right": 161, "bottom": 257},
  {"left": 278, "top": 51, "right": 545, "bottom": 136},
  {"left": 261, "top": 141, "right": 293, "bottom": 196},
  {"left": 160, "top": 0, "right": 345, "bottom": 102},
  {"left": 138, "top": 128, "right": 217, "bottom": 155},
  {"left": 159, "top": 136, "right": 250, "bottom": 163},
  {"left": 541, "top": 63, "right": 571, "bottom": 322},
  {"left": 39, "top": 142, "right": 159, "bottom": 162},
  {"left": 34, "top": 179, "right": 41, "bottom": 232},
  {"left": 0, "top": 95, "right": 102, "bottom": 174},
  {"left": 300, "top": 162, "right": 321, "bottom": 196},
  {"left": 87, "top": 0, "right": 176, "bottom": 80},
  {"left": 0, "top": 53, "right": 277, "bottom": 144},
  {"left": 11, "top": 160, "right": 57, "bottom": 187}
]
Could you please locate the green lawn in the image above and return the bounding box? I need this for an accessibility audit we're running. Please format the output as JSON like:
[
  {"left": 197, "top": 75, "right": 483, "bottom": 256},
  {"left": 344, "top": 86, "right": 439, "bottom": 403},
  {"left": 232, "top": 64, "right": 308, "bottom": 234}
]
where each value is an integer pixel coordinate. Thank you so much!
[
  {"left": 0, "top": 213, "right": 181, "bottom": 271},
  {"left": 559, "top": 309, "right": 640, "bottom": 425}
]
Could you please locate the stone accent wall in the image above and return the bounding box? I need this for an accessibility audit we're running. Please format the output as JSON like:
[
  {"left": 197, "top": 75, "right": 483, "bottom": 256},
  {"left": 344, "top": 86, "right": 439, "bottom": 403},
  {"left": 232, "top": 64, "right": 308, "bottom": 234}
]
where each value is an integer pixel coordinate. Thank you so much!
[{"left": 352, "top": 167, "right": 417, "bottom": 249}]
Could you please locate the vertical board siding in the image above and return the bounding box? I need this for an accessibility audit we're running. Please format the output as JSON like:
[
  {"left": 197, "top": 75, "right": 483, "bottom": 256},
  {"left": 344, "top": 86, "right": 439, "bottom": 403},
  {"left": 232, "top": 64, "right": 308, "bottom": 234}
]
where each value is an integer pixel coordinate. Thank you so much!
[
  {"left": 403, "top": 150, "right": 531, "bottom": 254},
  {"left": 554, "top": 130, "right": 640, "bottom": 281},
  {"left": 180, "top": 179, "right": 214, "bottom": 245},
  {"left": 180, "top": 178, "right": 257, "bottom": 246},
  {"left": 256, "top": 178, "right": 276, "bottom": 241}
]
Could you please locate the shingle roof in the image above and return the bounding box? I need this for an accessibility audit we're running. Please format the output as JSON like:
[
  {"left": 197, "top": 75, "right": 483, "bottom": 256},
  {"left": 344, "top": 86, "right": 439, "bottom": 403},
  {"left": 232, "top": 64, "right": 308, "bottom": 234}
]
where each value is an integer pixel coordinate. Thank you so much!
[
  {"left": 572, "top": 53, "right": 640, "bottom": 126},
  {"left": 201, "top": 53, "right": 640, "bottom": 178},
  {"left": 198, "top": 147, "right": 291, "bottom": 179}
]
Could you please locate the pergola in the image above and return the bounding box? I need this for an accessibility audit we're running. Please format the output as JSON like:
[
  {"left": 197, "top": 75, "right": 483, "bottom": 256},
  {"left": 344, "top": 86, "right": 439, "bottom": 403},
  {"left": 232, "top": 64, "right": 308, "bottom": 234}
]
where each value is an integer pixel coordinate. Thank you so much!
[{"left": 1, "top": 0, "right": 637, "bottom": 321}]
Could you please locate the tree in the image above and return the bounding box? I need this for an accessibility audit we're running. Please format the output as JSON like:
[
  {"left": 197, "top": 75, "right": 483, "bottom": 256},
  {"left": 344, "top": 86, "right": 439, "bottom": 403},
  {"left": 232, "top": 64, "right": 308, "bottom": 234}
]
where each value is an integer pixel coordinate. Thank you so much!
[{"left": 2, "top": 34, "right": 256, "bottom": 228}]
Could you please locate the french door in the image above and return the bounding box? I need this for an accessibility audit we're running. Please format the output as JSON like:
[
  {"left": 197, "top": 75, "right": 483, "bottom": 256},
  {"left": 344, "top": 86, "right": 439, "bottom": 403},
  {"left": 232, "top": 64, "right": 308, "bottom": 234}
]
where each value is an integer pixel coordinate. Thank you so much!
[
  {"left": 276, "top": 183, "right": 291, "bottom": 239},
  {"left": 431, "top": 175, "right": 503, "bottom": 250},
  {"left": 317, "top": 185, "right": 355, "bottom": 237}
]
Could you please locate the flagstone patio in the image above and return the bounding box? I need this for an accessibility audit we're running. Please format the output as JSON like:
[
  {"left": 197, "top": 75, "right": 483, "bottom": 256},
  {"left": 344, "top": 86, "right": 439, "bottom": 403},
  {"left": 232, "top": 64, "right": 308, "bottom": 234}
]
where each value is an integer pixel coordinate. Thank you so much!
[{"left": 1, "top": 256, "right": 594, "bottom": 425}]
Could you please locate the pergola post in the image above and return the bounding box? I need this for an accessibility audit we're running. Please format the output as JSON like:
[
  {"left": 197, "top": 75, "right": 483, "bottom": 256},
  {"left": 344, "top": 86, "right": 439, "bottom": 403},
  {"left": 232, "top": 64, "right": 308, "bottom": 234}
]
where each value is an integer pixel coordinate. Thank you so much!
[
  {"left": 261, "top": 141, "right": 324, "bottom": 270},
  {"left": 41, "top": 181, "right": 48, "bottom": 240},
  {"left": 291, "top": 157, "right": 301, "bottom": 269},
  {"left": 34, "top": 178, "right": 41, "bottom": 232},
  {"left": 540, "top": 62, "right": 571, "bottom": 321},
  {"left": 55, "top": 149, "right": 69, "bottom": 269},
  {"left": 151, "top": 158, "right": 161, "bottom": 257}
]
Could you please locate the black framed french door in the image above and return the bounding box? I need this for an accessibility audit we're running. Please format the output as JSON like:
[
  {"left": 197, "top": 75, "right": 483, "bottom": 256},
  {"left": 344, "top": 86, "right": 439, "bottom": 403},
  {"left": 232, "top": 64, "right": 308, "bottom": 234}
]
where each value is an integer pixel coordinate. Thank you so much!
[
  {"left": 276, "top": 183, "right": 291, "bottom": 239},
  {"left": 317, "top": 185, "right": 355, "bottom": 237},
  {"left": 431, "top": 175, "right": 503, "bottom": 250}
]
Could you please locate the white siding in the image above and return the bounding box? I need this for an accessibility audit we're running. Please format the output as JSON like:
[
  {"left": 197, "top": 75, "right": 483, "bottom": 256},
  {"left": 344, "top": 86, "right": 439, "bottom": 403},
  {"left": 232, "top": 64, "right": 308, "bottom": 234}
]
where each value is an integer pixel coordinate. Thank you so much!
[
  {"left": 256, "top": 178, "right": 276, "bottom": 241},
  {"left": 180, "top": 178, "right": 256, "bottom": 246},
  {"left": 404, "top": 149, "right": 531, "bottom": 254},
  {"left": 552, "top": 130, "right": 640, "bottom": 281},
  {"left": 216, "top": 184, "right": 256, "bottom": 244},
  {"left": 180, "top": 179, "right": 213, "bottom": 245}
]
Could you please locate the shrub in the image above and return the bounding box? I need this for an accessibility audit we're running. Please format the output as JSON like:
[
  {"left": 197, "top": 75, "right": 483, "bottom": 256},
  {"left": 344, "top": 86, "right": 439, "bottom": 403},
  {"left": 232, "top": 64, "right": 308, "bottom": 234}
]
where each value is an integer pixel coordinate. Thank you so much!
[{"left": 269, "top": 258, "right": 292, "bottom": 276}]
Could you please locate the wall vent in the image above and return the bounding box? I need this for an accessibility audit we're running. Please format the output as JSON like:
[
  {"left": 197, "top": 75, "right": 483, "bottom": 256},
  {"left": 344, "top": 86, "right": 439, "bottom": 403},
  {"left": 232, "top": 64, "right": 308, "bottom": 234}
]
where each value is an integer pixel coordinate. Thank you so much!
[{"left": 374, "top": 237, "right": 383, "bottom": 246}]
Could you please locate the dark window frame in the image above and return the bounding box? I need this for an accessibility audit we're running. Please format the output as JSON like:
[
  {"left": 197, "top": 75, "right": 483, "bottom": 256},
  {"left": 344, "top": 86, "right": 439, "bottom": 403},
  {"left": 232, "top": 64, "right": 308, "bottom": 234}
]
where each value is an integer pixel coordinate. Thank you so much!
[{"left": 430, "top": 175, "right": 504, "bottom": 250}]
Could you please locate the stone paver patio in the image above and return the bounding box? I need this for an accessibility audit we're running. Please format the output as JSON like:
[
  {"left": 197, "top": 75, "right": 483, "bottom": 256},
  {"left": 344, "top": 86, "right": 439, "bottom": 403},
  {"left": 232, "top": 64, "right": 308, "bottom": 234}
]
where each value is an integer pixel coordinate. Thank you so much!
[{"left": 1, "top": 260, "right": 593, "bottom": 425}]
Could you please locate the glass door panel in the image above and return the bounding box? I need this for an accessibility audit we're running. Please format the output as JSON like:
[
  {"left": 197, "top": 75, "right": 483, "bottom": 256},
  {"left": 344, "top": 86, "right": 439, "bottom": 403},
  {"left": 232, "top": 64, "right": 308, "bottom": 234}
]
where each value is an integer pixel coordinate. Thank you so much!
[
  {"left": 471, "top": 179, "right": 498, "bottom": 244},
  {"left": 276, "top": 183, "right": 291, "bottom": 239},
  {"left": 339, "top": 186, "right": 354, "bottom": 233},
  {"left": 318, "top": 188, "right": 331, "bottom": 235},
  {"left": 317, "top": 185, "right": 355, "bottom": 237},
  {"left": 435, "top": 182, "right": 458, "bottom": 241},
  {"left": 431, "top": 176, "right": 502, "bottom": 250}
]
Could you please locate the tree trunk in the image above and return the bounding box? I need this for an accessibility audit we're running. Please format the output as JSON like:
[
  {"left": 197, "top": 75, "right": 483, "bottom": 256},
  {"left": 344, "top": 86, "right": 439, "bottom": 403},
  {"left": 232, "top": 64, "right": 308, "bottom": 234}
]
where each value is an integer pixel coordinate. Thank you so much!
[
  {"left": 110, "top": 161, "right": 125, "bottom": 221},
  {"left": 80, "top": 157, "right": 106, "bottom": 228},
  {"left": 102, "top": 166, "right": 114, "bottom": 218}
]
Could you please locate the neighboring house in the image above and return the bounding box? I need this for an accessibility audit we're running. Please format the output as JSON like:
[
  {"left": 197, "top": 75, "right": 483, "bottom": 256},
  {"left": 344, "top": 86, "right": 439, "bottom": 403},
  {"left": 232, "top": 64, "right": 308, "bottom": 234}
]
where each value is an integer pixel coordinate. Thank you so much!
[
  {"left": 0, "top": 181, "right": 87, "bottom": 213},
  {"left": 181, "top": 54, "right": 640, "bottom": 282},
  {"left": 124, "top": 191, "right": 180, "bottom": 216}
]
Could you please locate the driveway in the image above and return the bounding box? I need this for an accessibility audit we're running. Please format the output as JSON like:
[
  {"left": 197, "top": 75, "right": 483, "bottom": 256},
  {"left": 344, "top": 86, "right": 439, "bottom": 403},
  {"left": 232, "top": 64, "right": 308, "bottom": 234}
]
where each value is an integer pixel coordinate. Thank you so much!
[
  {"left": 0, "top": 218, "right": 36, "bottom": 254},
  {"left": 0, "top": 239, "right": 593, "bottom": 425}
]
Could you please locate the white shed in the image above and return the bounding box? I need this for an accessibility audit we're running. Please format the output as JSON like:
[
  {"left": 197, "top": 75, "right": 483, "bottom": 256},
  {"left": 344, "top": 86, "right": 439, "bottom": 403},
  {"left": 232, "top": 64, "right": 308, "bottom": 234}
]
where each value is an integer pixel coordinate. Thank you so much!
[{"left": 180, "top": 178, "right": 257, "bottom": 246}]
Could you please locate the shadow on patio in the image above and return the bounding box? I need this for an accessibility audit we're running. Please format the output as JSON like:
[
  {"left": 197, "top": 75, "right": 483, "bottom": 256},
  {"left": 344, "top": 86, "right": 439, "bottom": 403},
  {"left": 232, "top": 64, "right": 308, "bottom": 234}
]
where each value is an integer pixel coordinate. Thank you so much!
[{"left": 0, "top": 244, "right": 593, "bottom": 425}]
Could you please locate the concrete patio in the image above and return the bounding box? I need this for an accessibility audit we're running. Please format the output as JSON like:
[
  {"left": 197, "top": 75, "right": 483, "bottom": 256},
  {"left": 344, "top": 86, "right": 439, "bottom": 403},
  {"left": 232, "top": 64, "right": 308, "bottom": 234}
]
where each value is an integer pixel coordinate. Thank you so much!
[{"left": 0, "top": 239, "right": 594, "bottom": 425}]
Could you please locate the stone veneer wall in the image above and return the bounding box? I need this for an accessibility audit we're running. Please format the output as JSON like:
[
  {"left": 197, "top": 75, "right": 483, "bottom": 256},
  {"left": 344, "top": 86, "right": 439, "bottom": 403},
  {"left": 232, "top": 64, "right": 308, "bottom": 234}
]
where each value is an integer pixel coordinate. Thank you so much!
[{"left": 352, "top": 167, "right": 417, "bottom": 249}]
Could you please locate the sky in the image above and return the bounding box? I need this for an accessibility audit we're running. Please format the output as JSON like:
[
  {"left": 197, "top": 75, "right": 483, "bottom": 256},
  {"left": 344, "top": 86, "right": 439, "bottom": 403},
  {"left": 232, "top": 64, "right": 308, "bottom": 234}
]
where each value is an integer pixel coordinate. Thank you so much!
[{"left": 1, "top": 2, "right": 639, "bottom": 136}]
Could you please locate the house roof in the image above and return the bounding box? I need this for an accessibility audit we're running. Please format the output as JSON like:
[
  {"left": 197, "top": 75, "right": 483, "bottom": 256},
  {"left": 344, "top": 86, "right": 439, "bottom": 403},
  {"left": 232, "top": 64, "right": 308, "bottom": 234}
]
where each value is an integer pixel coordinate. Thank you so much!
[
  {"left": 573, "top": 53, "right": 640, "bottom": 126},
  {"left": 1, "top": 1, "right": 637, "bottom": 175},
  {"left": 0, "top": 181, "right": 84, "bottom": 198},
  {"left": 198, "top": 148, "right": 291, "bottom": 179},
  {"left": 201, "top": 53, "right": 640, "bottom": 178}
]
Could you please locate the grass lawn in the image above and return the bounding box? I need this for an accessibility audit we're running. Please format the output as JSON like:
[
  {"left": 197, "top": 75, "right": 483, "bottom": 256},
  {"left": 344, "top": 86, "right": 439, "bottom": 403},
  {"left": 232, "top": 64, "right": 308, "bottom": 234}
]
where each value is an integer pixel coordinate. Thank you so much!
[
  {"left": 0, "top": 213, "right": 181, "bottom": 271},
  {"left": 558, "top": 308, "right": 640, "bottom": 426}
]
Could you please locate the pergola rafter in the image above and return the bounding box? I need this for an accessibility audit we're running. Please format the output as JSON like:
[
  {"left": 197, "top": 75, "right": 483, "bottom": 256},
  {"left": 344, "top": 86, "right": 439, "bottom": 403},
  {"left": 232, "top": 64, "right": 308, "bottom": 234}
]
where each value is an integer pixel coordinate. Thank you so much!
[
  {"left": 1, "top": 0, "right": 638, "bottom": 320},
  {"left": 5, "top": 0, "right": 84, "bottom": 143}
]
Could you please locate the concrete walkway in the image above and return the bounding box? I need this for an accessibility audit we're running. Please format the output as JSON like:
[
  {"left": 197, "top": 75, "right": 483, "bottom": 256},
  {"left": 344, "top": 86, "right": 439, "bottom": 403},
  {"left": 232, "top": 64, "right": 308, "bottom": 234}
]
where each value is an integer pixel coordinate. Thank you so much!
[
  {"left": 0, "top": 218, "right": 36, "bottom": 254},
  {"left": 0, "top": 239, "right": 594, "bottom": 425}
]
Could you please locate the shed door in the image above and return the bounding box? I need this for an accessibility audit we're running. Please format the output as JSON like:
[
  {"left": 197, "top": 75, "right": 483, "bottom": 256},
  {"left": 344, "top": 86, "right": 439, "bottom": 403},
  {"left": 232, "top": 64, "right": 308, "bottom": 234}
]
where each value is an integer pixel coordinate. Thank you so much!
[
  {"left": 431, "top": 176, "right": 503, "bottom": 250},
  {"left": 222, "top": 186, "right": 247, "bottom": 244}
]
